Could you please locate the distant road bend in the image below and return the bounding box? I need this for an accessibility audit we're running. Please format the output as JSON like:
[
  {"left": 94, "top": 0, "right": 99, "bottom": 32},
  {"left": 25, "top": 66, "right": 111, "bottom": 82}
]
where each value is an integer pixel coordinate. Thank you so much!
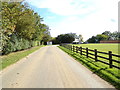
[{"left": 1, "top": 46, "right": 115, "bottom": 88}]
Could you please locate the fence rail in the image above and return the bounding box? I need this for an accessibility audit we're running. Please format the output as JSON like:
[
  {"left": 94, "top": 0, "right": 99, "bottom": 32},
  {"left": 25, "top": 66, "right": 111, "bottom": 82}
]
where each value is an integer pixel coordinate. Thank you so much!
[{"left": 60, "top": 44, "right": 120, "bottom": 69}]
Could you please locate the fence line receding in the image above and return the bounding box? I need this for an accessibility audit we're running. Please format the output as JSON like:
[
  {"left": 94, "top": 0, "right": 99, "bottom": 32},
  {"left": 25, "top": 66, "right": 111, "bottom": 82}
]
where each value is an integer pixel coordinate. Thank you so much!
[{"left": 60, "top": 44, "right": 120, "bottom": 69}]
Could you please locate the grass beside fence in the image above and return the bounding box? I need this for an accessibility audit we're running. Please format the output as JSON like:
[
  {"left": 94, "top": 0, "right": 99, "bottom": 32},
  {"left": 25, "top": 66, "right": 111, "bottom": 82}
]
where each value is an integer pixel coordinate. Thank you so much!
[
  {"left": 0, "top": 45, "right": 44, "bottom": 70},
  {"left": 58, "top": 46, "right": 120, "bottom": 89},
  {"left": 72, "top": 44, "right": 120, "bottom": 69},
  {"left": 73, "top": 43, "right": 119, "bottom": 54}
]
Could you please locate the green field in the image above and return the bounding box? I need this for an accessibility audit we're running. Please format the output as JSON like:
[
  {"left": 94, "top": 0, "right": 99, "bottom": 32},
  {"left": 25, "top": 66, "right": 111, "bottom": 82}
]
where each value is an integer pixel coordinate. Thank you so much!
[
  {"left": 72, "top": 44, "right": 120, "bottom": 67},
  {"left": 73, "top": 43, "right": 119, "bottom": 54},
  {"left": 58, "top": 45, "right": 120, "bottom": 89}
]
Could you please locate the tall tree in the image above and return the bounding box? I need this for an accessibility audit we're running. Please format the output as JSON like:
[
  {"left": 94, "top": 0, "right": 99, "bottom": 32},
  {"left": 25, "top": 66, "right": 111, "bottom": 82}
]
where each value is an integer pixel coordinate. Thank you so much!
[
  {"left": 96, "top": 34, "right": 109, "bottom": 42},
  {"left": 110, "top": 31, "right": 120, "bottom": 40},
  {"left": 102, "top": 31, "right": 120, "bottom": 40},
  {"left": 54, "top": 33, "right": 76, "bottom": 44},
  {"left": 78, "top": 34, "right": 84, "bottom": 43},
  {"left": 102, "top": 31, "right": 111, "bottom": 36},
  {"left": 87, "top": 36, "right": 97, "bottom": 43},
  {"left": 41, "top": 25, "right": 51, "bottom": 45},
  {"left": 1, "top": 1, "right": 51, "bottom": 54}
]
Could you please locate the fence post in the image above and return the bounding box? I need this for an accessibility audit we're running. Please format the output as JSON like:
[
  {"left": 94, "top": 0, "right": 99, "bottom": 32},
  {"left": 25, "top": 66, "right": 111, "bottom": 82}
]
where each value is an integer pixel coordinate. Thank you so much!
[
  {"left": 73, "top": 46, "right": 75, "bottom": 52},
  {"left": 71, "top": 45, "right": 72, "bottom": 51},
  {"left": 75, "top": 46, "right": 77, "bottom": 53},
  {"left": 109, "top": 51, "right": 112, "bottom": 68},
  {"left": 80, "top": 47, "right": 82, "bottom": 55},
  {"left": 95, "top": 49, "right": 97, "bottom": 62},
  {"left": 86, "top": 48, "right": 88, "bottom": 58},
  {"left": 76, "top": 46, "right": 78, "bottom": 53}
]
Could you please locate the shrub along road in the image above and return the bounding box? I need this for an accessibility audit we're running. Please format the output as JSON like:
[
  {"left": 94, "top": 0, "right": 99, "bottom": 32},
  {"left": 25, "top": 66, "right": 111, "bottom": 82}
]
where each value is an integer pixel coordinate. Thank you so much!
[{"left": 1, "top": 46, "right": 115, "bottom": 88}]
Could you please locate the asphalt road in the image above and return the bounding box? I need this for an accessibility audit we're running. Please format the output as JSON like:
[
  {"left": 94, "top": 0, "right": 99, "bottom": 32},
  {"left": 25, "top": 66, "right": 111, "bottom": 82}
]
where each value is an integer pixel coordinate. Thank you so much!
[{"left": 1, "top": 46, "right": 115, "bottom": 88}]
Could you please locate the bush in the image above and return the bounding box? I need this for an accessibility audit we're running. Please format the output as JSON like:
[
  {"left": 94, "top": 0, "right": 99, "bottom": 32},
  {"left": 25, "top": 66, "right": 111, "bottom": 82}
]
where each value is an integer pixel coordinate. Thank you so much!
[
  {"left": 2, "top": 41, "right": 15, "bottom": 54},
  {"left": 2, "top": 34, "right": 37, "bottom": 55}
]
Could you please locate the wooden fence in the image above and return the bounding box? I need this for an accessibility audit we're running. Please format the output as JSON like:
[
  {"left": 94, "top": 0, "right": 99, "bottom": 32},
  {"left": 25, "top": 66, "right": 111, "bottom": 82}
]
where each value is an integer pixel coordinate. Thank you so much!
[{"left": 60, "top": 44, "right": 120, "bottom": 69}]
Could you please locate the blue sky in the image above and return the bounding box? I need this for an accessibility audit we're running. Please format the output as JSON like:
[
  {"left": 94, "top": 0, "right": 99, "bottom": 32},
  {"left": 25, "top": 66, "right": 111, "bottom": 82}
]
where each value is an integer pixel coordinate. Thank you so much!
[{"left": 26, "top": 0, "right": 119, "bottom": 41}]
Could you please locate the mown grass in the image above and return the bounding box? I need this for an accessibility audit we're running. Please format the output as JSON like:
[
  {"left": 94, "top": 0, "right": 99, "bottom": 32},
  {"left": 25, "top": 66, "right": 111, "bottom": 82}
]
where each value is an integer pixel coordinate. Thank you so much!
[
  {"left": 72, "top": 43, "right": 120, "bottom": 68},
  {"left": 73, "top": 43, "right": 119, "bottom": 54},
  {"left": 0, "top": 45, "right": 44, "bottom": 70},
  {"left": 58, "top": 46, "right": 120, "bottom": 89}
]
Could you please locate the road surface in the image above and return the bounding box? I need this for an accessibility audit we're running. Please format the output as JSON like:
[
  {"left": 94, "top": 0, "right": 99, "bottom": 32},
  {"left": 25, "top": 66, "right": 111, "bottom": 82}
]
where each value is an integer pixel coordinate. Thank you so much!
[{"left": 1, "top": 46, "right": 115, "bottom": 88}]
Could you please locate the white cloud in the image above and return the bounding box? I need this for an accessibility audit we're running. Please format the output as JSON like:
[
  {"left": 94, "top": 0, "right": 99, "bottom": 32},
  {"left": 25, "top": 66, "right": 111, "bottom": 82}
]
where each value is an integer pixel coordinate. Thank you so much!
[
  {"left": 27, "top": 0, "right": 97, "bottom": 16},
  {"left": 51, "top": 10, "right": 118, "bottom": 41},
  {"left": 26, "top": 0, "right": 119, "bottom": 41}
]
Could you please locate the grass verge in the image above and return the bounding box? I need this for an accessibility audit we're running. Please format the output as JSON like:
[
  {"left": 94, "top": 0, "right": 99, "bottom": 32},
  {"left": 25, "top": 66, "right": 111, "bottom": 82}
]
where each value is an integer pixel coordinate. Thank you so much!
[
  {"left": 71, "top": 44, "right": 119, "bottom": 67},
  {"left": 58, "top": 46, "right": 120, "bottom": 89},
  {"left": 0, "top": 45, "right": 44, "bottom": 70}
]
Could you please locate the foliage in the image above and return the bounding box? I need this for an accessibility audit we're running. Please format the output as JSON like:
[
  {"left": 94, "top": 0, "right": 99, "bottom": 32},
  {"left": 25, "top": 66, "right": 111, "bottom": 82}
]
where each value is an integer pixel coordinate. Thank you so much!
[
  {"left": 2, "top": 34, "right": 33, "bottom": 55},
  {"left": 96, "top": 34, "right": 109, "bottom": 42},
  {"left": 110, "top": 31, "right": 120, "bottom": 40},
  {"left": 52, "top": 37, "right": 59, "bottom": 44},
  {"left": 1, "top": 1, "right": 50, "bottom": 54},
  {"left": 52, "top": 33, "right": 76, "bottom": 44},
  {"left": 87, "top": 36, "right": 98, "bottom": 43},
  {"left": 102, "top": 31, "right": 111, "bottom": 36},
  {"left": 78, "top": 34, "right": 84, "bottom": 42},
  {"left": 87, "top": 31, "right": 120, "bottom": 43},
  {"left": 41, "top": 26, "right": 51, "bottom": 45}
]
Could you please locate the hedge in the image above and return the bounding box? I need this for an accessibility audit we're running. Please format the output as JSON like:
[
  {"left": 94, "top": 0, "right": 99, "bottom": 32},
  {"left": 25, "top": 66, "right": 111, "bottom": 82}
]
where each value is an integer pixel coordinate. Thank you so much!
[{"left": 2, "top": 34, "right": 38, "bottom": 55}]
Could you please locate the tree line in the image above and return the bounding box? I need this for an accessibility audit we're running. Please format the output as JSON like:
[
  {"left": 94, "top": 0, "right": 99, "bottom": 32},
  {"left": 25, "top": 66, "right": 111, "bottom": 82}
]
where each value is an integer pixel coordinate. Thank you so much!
[
  {"left": 87, "top": 31, "right": 120, "bottom": 43},
  {"left": 52, "top": 33, "right": 83, "bottom": 44},
  {"left": 51, "top": 31, "right": 119, "bottom": 44},
  {"left": 1, "top": 1, "right": 51, "bottom": 55}
]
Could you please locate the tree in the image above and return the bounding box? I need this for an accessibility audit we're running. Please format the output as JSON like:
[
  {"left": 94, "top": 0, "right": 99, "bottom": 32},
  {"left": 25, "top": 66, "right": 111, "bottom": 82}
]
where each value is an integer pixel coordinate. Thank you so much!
[
  {"left": 1, "top": 1, "right": 51, "bottom": 54},
  {"left": 87, "top": 36, "right": 97, "bottom": 43},
  {"left": 77, "top": 34, "right": 84, "bottom": 43},
  {"left": 110, "top": 31, "right": 120, "bottom": 40},
  {"left": 87, "top": 31, "right": 120, "bottom": 43},
  {"left": 54, "top": 33, "right": 76, "bottom": 44},
  {"left": 102, "top": 31, "right": 120, "bottom": 40},
  {"left": 102, "top": 31, "right": 111, "bottom": 36},
  {"left": 87, "top": 34, "right": 109, "bottom": 43},
  {"left": 51, "top": 37, "right": 59, "bottom": 44},
  {"left": 41, "top": 26, "right": 51, "bottom": 45},
  {"left": 96, "top": 34, "right": 109, "bottom": 42}
]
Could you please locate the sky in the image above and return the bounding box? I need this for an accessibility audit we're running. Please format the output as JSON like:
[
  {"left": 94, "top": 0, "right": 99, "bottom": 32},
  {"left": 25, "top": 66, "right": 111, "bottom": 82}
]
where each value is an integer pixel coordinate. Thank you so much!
[{"left": 26, "top": 0, "right": 119, "bottom": 41}]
